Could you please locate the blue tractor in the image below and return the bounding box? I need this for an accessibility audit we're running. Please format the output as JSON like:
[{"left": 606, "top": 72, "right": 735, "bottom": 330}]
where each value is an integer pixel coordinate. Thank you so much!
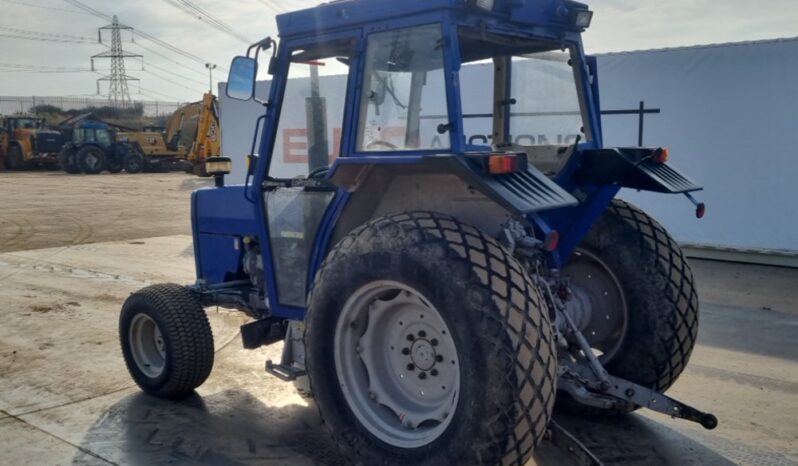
[
  {"left": 119, "top": 1, "right": 715, "bottom": 464},
  {"left": 58, "top": 120, "right": 131, "bottom": 174}
]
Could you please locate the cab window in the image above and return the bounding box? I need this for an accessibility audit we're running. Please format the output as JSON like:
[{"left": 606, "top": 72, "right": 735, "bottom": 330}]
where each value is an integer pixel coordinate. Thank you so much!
[
  {"left": 269, "top": 38, "right": 353, "bottom": 179},
  {"left": 357, "top": 24, "right": 449, "bottom": 152}
]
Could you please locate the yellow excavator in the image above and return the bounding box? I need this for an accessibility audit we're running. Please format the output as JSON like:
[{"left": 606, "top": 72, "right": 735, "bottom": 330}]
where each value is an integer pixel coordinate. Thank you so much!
[{"left": 116, "top": 92, "right": 221, "bottom": 175}]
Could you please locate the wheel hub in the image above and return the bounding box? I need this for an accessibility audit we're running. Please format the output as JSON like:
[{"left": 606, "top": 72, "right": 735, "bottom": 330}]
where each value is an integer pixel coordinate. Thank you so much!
[
  {"left": 562, "top": 249, "right": 628, "bottom": 362},
  {"left": 410, "top": 339, "right": 436, "bottom": 371},
  {"left": 334, "top": 281, "right": 460, "bottom": 448},
  {"left": 129, "top": 313, "right": 166, "bottom": 378}
]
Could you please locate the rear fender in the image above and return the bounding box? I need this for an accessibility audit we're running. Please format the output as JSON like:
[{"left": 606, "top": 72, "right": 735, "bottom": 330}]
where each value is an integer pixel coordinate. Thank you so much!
[
  {"left": 324, "top": 154, "right": 578, "bottom": 247},
  {"left": 572, "top": 148, "right": 702, "bottom": 193}
]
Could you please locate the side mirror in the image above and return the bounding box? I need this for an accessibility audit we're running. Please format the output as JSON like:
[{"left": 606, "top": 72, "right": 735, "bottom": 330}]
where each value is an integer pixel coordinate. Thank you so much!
[{"left": 226, "top": 56, "right": 258, "bottom": 101}]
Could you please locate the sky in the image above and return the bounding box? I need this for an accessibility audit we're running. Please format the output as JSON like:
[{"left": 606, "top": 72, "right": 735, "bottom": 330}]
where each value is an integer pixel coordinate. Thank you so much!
[{"left": 0, "top": 0, "right": 796, "bottom": 103}]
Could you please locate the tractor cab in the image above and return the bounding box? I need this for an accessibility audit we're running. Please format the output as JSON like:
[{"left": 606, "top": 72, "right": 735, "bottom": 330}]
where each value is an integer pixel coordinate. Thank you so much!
[
  {"left": 228, "top": 0, "right": 598, "bottom": 173},
  {"left": 71, "top": 121, "right": 114, "bottom": 149},
  {"left": 5, "top": 116, "right": 45, "bottom": 137}
]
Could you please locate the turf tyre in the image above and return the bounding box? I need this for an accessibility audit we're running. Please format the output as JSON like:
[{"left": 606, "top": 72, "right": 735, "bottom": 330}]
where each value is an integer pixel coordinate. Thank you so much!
[
  {"left": 305, "top": 211, "right": 557, "bottom": 466},
  {"left": 119, "top": 283, "right": 214, "bottom": 398},
  {"left": 561, "top": 199, "right": 699, "bottom": 414}
]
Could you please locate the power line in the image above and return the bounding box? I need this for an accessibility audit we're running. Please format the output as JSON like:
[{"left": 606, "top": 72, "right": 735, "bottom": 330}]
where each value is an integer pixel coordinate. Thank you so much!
[
  {"left": 138, "top": 86, "right": 182, "bottom": 101},
  {"left": 130, "top": 41, "right": 209, "bottom": 78},
  {"left": 63, "top": 0, "right": 226, "bottom": 72},
  {"left": 141, "top": 68, "right": 206, "bottom": 94},
  {"left": 144, "top": 61, "right": 208, "bottom": 87},
  {"left": 0, "top": 63, "right": 92, "bottom": 73},
  {"left": 0, "top": 33, "right": 98, "bottom": 44},
  {"left": 0, "top": 27, "right": 100, "bottom": 44},
  {"left": 162, "top": 0, "right": 252, "bottom": 44},
  {"left": 0, "top": 0, "right": 91, "bottom": 15}
]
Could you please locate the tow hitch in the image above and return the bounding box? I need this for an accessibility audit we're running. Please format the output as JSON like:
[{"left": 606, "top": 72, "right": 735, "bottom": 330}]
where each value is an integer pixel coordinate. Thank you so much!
[{"left": 558, "top": 310, "right": 718, "bottom": 430}]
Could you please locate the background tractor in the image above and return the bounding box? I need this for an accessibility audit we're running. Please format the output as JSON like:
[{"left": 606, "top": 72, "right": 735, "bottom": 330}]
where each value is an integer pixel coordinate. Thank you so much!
[
  {"left": 117, "top": 1, "right": 715, "bottom": 465},
  {"left": 58, "top": 120, "right": 132, "bottom": 174},
  {"left": 116, "top": 92, "right": 221, "bottom": 175},
  {"left": 0, "top": 116, "right": 64, "bottom": 170}
]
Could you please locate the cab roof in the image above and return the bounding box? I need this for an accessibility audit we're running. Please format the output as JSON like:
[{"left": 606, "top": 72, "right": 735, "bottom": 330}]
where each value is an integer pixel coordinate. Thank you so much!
[{"left": 276, "top": 0, "right": 590, "bottom": 39}]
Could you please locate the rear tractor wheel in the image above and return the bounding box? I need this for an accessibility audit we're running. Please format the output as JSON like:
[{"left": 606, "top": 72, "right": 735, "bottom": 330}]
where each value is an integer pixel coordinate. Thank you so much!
[
  {"left": 306, "top": 212, "right": 557, "bottom": 466},
  {"left": 119, "top": 284, "right": 214, "bottom": 398},
  {"left": 77, "top": 146, "right": 106, "bottom": 174},
  {"left": 560, "top": 199, "right": 699, "bottom": 413}
]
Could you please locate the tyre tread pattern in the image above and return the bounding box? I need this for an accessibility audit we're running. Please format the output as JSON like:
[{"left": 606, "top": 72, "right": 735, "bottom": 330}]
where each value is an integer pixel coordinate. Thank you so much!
[
  {"left": 309, "top": 211, "right": 557, "bottom": 466},
  {"left": 120, "top": 283, "right": 214, "bottom": 398},
  {"left": 605, "top": 200, "right": 699, "bottom": 391}
]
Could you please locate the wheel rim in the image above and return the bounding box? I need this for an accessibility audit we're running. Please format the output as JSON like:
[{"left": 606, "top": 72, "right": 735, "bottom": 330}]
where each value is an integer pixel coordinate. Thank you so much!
[
  {"left": 84, "top": 151, "right": 101, "bottom": 170},
  {"left": 563, "top": 249, "right": 629, "bottom": 363},
  {"left": 334, "top": 281, "right": 460, "bottom": 449},
  {"left": 129, "top": 313, "right": 166, "bottom": 378}
]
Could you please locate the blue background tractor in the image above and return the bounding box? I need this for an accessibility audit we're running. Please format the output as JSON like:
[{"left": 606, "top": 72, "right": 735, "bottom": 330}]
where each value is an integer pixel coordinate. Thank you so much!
[
  {"left": 58, "top": 121, "right": 132, "bottom": 174},
  {"left": 118, "top": 1, "right": 714, "bottom": 464}
]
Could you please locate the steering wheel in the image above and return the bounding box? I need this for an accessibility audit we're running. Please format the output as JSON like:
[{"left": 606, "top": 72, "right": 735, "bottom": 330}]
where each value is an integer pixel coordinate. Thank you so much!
[{"left": 366, "top": 139, "right": 398, "bottom": 150}]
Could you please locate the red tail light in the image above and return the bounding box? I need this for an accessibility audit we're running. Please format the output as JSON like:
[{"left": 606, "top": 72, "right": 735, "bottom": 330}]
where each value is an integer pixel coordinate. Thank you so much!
[
  {"left": 652, "top": 148, "right": 669, "bottom": 163},
  {"left": 488, "top": 154, "right": 521, "bottom": 175}
]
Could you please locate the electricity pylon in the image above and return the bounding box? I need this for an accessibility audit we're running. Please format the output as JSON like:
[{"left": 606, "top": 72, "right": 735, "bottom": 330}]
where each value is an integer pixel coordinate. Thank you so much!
[{"left": 92, "top": 15, "right": 141, "bottom": 107}]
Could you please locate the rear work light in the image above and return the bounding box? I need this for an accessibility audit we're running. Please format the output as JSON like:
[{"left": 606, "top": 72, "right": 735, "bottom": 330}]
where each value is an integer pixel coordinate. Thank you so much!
[
  {"left": 488, "top": 154, "right": 522, "bottom": 175},
  {"left": 572, "top": 9, "right": 594, "bottom": 28},
  {"left": 472, "top": 0, "right": 495, "bottom": 11}
]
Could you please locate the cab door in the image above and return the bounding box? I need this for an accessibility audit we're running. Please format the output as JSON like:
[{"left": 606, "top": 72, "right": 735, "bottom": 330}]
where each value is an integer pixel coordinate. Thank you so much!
[{"left": 260, "top": 36, "right": 357, "bottom": 312}]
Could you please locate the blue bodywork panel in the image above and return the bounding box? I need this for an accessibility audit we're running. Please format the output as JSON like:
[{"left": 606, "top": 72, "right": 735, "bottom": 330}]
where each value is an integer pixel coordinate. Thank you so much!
[
  {"left": 276, "top": 0, "right": 591, "bottom": 39},
  {"left": 192, "top": 186, "right": 257, "bottom": 285}
]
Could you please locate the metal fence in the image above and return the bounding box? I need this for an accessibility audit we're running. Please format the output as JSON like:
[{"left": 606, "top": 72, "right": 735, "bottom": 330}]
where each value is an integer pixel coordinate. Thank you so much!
[{"left": 0, "top": 96, "right": 182, "bottom": 118}]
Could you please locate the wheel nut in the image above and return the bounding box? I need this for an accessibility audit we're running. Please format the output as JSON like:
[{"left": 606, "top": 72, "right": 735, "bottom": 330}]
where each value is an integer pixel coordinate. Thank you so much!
[
  {"left": 418, "top": 372, "right": 427, "bottom": 380},
  {"left": 406, "top": 334, "right": 415, "bottom": 341},
  {"left": 418, "top": 330, "right": 426, "bottom": 338},
  {"left": 407, "top": 363, "right": 415, "bottom": 371},
  {"left": 402, "top": 348, "right": 410, "bottom": 355},
  {"left": 431, "top": 369, "right": 438, "bottom": 376},
  {"left": 436, "top": 355, "right": 444, "bottom": 362},
  {"left": 431, "top": 338, "right": 438, "bottom": 346}
]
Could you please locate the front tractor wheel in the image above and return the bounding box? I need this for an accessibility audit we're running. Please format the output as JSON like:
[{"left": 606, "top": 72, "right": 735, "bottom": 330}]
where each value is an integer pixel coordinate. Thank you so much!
[
  {"left": 561, "top": 199, "right": 699, "bottom": 413},
  {"left": 306, "top": 212, "right": 557, "bottom": 466},
  {"left": 119, "top": 284, "right": 214, "bottom": 398}
]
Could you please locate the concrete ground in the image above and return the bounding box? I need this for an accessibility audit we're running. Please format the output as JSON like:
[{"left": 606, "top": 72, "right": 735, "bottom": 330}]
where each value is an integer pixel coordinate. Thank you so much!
[{"left": 0, "top": 172, "right": 796, "bottom": 466}]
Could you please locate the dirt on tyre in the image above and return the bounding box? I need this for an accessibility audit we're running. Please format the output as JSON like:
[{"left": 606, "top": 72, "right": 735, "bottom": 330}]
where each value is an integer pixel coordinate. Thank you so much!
[
  {"left": 77, "top": 146, "right": 106, "bottom": 174},
  {"left": 305, "top": 211, "right": 557, "bottom": 466},
  {"left": 120, "top": 283, "right": 214, "bottom": 399},
  {"left": 559, "top": 199, "right": 699, "bottom": 414}
]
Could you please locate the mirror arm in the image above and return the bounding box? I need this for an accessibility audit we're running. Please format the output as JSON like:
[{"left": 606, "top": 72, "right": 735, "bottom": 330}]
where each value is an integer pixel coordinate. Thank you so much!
[{"left": 249, "top": 36, "right": 276, "bottom": 60}]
